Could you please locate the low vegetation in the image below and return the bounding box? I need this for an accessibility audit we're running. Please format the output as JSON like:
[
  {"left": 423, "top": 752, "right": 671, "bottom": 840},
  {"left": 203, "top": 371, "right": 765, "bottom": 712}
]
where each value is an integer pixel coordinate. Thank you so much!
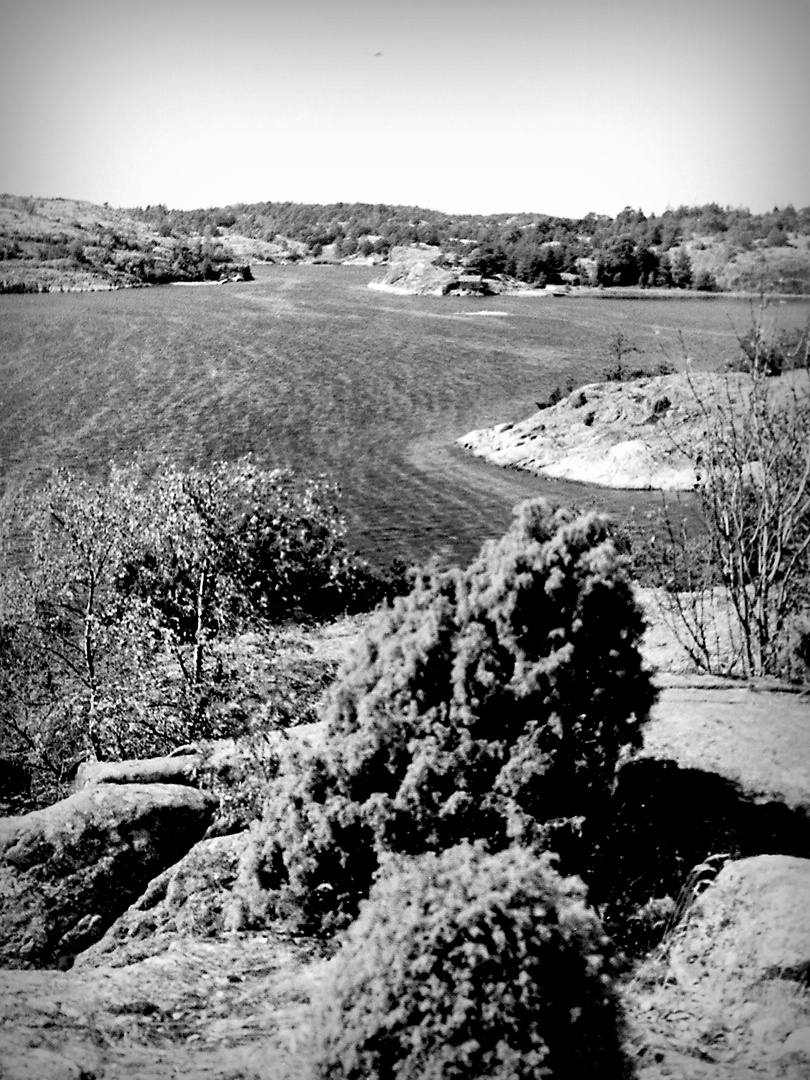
[
  {"left": 311, "top": 843, "right": 632, "bottom": 1080},
  {"left": 0, "top": 195, "right": 251, "bottom": 292},
  {"left": 648, "top": 310, "right": 810, "bottom": 679},
  {"left": 236, "top": 499, "right": 655, "bottom": 934},
  {"left": 0, "top": 458, "right": 398, "bottom": 803}
]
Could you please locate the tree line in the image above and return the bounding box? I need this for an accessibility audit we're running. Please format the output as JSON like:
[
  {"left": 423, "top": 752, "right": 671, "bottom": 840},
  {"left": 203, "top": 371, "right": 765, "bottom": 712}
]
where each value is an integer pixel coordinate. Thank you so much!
[
  {"left": 3, "top": 192, "right": 809, "bottom": 291},
  {"left": 129, "top": 199, "right": 810, "bottom": 290}
]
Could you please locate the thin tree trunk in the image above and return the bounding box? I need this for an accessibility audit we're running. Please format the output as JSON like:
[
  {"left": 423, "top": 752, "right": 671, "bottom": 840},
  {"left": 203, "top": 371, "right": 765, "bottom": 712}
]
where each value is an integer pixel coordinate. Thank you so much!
[
  {"left": 83, "top": 569, "right": 103, "bottom": 760},
  {"left": 193, "top": 563, "right": 207, "bottom": 686}
]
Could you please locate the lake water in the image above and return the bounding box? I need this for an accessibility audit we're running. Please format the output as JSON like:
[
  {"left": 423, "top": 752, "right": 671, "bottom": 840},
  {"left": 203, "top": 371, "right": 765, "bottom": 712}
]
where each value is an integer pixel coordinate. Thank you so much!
[{"left": 2, "top": 265, "right": 808, "bottom": 570}]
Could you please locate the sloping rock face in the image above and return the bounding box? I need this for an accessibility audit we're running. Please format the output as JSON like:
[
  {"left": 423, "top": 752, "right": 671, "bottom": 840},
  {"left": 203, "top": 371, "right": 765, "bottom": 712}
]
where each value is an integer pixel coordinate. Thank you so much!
[
  {"left": 593, "top": 681, "right": 810, "bottom": 956},
  {"left": 75, "top": 831, "right": 249, "bottom": 969},
  {"left": 0, "top": 783, "right": 217, "bottom": 969},
  {"left": 627, "top": 856, "right": 810, "bottom": 1079},
  {"left": 641, "top": 682, "right": 810, "bottom": 813},
  {"left": 458, "top": 373, "right": 755, "bottom": 490},
  {"left": 0, "top": 934, "right": 325, "bottom": 1080},
  {"left": 670, "top": 855, "right": 810, "bottom": 996},
  {"left": 369, "top": 245, "right": 457, "bottom": 296}
]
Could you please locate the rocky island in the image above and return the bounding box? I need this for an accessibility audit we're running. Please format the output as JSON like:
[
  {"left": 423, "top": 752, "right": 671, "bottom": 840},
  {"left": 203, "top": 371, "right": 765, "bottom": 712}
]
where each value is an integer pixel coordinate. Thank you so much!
[{"left": 458, "top": 371, "right": 786, "bottom": 490}]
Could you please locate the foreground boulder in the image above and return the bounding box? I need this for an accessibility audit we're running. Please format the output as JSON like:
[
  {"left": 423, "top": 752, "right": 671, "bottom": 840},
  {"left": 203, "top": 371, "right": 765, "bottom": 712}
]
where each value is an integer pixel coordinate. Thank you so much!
[
  {"left": 669, "top": 855, "right": 810, "bottom": 1002},
  {"left": 75, "top": 831, "right": 249, "bottom": 969},
  {"left": 628, "top": 856, "right": 810, "bottom": 1079},
  {"left": 0, "top": 783, "right": 216, "bottom": 969}
]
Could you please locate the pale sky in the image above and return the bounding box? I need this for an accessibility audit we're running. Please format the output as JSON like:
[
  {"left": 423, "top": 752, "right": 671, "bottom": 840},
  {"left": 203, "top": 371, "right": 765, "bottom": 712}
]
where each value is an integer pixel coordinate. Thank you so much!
[{"left": 1, "top": 0, "right": 808, "bottom": 217}]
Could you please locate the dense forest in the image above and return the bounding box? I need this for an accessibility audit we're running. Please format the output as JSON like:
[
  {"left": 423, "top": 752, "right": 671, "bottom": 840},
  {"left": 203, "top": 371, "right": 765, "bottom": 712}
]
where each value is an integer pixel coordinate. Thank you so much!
[{"left": 2, "top": 193, "right": 810, "bottom": 293}]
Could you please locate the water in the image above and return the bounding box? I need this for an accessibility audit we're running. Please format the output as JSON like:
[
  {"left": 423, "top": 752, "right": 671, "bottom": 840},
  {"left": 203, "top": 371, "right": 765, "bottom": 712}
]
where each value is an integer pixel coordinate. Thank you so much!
[{"left": 2, "top": 265, "right": 808, "bottom": 569}]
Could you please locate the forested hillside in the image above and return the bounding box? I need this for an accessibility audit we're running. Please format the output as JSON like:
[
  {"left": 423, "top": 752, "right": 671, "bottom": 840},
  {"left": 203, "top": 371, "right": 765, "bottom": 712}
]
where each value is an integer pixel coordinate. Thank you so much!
[
  {"left": 3, "top": 193, "right": 809, "bottom": 293},
  {"left": 0, "top": 195, "right": 252, "bottom": 293},
  {"left": 129, "top": 198, "right": 810, "bottom": 292}
]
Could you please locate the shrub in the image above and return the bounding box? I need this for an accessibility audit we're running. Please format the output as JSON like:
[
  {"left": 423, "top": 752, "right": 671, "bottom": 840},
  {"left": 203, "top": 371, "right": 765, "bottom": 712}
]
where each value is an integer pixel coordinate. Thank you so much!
[
  {"left": 310, "top": 843, "right": 632, "bottom": 1080},
  {"left": 732, "top": 321, "right": 809, "bottom": 377},
  {"left": 602, "top": 330, "right": 643, "bottom": 383},
  {"left": 0, "top": 458, "right": 392, "bottom": 802},
  {"left": 650, "top": 361, "right": 810, "bottom": 678},
  {"left": 542, "top": 376, "right": 576, "bottom": 409},
  {"left": 113, "top": 458, "right": 391, "bottom": 627},
  {"left": 784, "top": 610, "right": 810, "bottom": 683},
  {"left": 240, "top": 498, "right": 655, "bottom": 932},
  {"left": 693, "top": 269, "right": 718, "bottom": 292}
]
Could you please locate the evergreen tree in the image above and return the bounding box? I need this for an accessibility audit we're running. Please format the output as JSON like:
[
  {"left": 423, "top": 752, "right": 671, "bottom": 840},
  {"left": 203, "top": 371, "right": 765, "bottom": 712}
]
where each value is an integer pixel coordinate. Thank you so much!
[{"left": 670, "top": 247, "right": 693, "bottom": 288}]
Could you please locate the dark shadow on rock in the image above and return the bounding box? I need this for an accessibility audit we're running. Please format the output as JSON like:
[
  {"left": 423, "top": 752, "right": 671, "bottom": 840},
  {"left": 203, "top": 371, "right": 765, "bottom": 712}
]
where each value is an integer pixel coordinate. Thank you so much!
[
  {"left": 587, "top": 758, "right": 810, "bottom": 955},
  {"left": 0, "top": 783, "right": 217, "bottom": 970}
]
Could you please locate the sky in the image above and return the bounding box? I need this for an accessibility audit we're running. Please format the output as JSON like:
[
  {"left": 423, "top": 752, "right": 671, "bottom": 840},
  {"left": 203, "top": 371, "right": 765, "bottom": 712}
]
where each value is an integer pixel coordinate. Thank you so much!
[{"left": 1, "top": 0, "right": 808, "bottom": 218}]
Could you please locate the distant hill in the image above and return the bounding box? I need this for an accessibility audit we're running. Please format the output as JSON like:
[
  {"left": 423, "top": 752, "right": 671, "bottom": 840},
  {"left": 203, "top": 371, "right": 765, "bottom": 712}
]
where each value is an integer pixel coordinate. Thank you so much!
[
  {"left": 2, "top": 194, "right": 809, "bottom": 294},
  {"left": 0, "top": 195, "right": 251, "bottom": 293}
]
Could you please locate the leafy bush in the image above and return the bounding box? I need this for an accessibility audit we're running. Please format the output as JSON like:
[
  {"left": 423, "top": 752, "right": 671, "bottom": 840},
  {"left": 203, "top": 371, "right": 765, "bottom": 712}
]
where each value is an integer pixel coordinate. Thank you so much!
[
  {"left": 114, "top": 458, "right": 390, "bottom": 628},
  {"left": 693, "top": 269, "right": 718, "bottom": 292},
  {"left": 0, "top": 458, "right": 391, "bottom": 801},
  {"left": 240, "top": 498, "right": 655, "bottom": 932},
  {"left": 310, "top": 842, "right": 632, "bottom": 1080},
  {"left": 732, "top": 320, "right": 809, "bottom": 376},
  {"left": 784, "top": 610, "right": 810, "bottom": 683}
]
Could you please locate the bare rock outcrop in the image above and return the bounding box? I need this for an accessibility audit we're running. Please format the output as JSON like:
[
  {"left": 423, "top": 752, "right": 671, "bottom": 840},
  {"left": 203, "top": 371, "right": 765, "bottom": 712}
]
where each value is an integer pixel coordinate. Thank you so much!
[
  {"left": 670, "top": 855, "right": 810, "bottom": 998},
  {"left": 75, "top": 831, "right": 249, "bottom": 968},
  {"left": 628, "top": 856, "right": 810, "bottom": 1079},
  {"left": 71, "top": 739, "right": 242, "bottom": 792},
  {"left": 600, "top": 681, "right": 810, "bottom": 961},
  {"left": 641, "top": 681, "right": 810, "bottom": 814},
  {"left": 72, "top": 753, "right": 202, "bottom": 790},
  {"left": 369, "top": 245, "right": 458, "bottom": 296},
  {"left": 0, "top": 933, "right": 324, "bottom": 1080},
  {"left": 0, "top": 783, "right": 217, "bottom": 969},
  {"left": 458, "top": 373, "right": 755, "bottom": 490}
]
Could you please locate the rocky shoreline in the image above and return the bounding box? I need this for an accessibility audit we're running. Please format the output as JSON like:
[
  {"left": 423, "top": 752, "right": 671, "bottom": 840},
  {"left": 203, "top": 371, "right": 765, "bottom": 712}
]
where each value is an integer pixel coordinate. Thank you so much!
[{"left": 456, "top": 372, "right": 764, "bottom": 490}]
